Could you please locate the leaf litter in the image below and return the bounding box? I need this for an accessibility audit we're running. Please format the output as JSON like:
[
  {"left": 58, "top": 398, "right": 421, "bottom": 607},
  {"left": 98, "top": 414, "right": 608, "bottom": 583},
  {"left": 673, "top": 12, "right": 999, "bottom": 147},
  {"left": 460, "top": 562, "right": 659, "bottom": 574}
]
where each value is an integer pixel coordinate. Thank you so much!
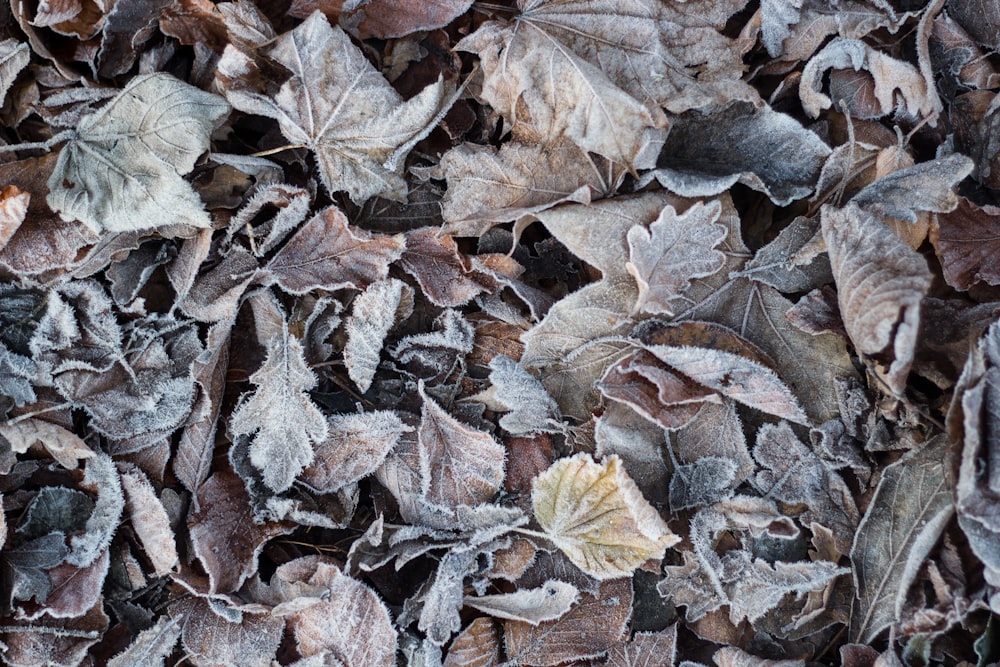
[{"left": 0, "top": 0, "right": 995, "bottom": 665}]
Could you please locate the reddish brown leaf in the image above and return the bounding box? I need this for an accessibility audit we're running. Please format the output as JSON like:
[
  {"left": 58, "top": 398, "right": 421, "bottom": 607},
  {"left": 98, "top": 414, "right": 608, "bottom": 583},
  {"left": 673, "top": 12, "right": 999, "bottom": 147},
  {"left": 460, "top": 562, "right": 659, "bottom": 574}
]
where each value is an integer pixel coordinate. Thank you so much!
[
  {"left": 444, "top": 617, "right": 501, "bottom": 667},
  {"left": 931, "top": 197, "right": 1000, "bottom": 290},
  {"left": 398, "top": 228, "right": 496, "bottom": 307},
  {"left": 356, "top": 0, "right": 475, "bottom": 39},
  {"left": 187, "top": 471, "right": 294, "bottom": 594},
  {"left": 174, "top": 597, "right": 283, "bottom": 667},
  {"left": 0, "top": 603, "right": 109, "bottom": 667}
]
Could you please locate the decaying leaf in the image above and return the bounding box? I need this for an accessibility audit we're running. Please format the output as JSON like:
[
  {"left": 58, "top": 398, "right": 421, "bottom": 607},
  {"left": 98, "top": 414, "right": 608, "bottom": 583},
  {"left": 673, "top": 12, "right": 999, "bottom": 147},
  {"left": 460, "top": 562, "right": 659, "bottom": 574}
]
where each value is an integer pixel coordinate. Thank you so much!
[
  {"left": 174, "top": 597, "right": 283, "bottom": 667},
  {"left": 107, "top": 616, "right": 182, "bottom": 667},
  {"left": 476, "top": 354, "right": 561, "bottom": 435},
  {"left": 120, "top": 465, "right": 179, "bottom": 576},
  {"left": 47, "top": 73, "right": 230, "bottom": 234},
  {"left": 464, "top": 580, "right": 578, "bottom": 625},
  {"left": 443, "top": 617, "right": 501, "bottom": 667},
  {"left": 531, "top": 453, "right": 679, "bottom": 580},
  {"left": 850, "top": 435, "right": 954, "bottom": 644},
  {"left": 606, "top": 625, "right": 678, "bottom": 667},
  {"left": 229, "top": 326, "right": 328, "bottom": 493},
  {"left": 0, "top": 418, "right": 94, "bottom": 469},
  {"left": 217, "top": 11, "right": 452, "bottom": 202}
]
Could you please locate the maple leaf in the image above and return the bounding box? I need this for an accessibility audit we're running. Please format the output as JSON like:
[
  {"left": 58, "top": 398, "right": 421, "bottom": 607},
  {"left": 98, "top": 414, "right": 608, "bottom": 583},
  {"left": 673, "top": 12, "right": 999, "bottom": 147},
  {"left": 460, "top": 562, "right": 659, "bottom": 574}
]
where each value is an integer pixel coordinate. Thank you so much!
[
  {"left": 47, "top": 73, "right": 230, "bottom": 234},
  {"left": 217, "top": 11, "right": 452, "bottom": 203},
  {"left": 531, "top": 453, "right": 679, "bottom": 580},
  {"left": 229, "top": 326, "right": 328, "bottom": 493}
]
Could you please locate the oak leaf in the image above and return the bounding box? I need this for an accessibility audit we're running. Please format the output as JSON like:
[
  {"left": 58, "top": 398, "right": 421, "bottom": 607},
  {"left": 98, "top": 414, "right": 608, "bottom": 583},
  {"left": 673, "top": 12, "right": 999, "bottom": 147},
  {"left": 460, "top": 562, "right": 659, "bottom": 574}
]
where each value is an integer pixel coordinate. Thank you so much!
[
  {"left": 217, "top": 11, "right": 452, "bottom": 203},
  {"left": 229, "top": 326, "right": 328, "bottom": 493},
  {"left": 531, "top": 453, "right": 679, "bottom": 580},
  {"left": 47, "top": 73, "right": 230, "bottom": 234}
]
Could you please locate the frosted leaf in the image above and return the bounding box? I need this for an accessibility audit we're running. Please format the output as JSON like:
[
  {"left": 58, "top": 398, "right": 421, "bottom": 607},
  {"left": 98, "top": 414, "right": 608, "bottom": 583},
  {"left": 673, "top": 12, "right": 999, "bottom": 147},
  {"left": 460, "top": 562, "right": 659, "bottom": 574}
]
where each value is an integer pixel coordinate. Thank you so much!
[
  {"left": 531, "top": 453, "right": 679, "bottom": 580},
  {"left": 0, "top": 418, "right": 94, "bottom": 469},
  {"left": 107, "top": 616, "right": 182, "bottom": 667},
  {"left": 344, "top": 278, "right": 413, "bottom": 393},
  {"left": 67, "top": 454, "right": 124, "bottom": 568},
  {"left": 476, "top": 355, "right": 561, "bottom": 435},
  {"left": 0, "top": 39, "right": 28, "bottom": 104},
  {"left": 229, "top": 326, "right": 328, "bottom": 493},
  {"left": 443, "top": 618, "right": 500, "bottom": 667},
  {"left": 464, "top": 580, "right": 578, "bottom": 625},
  {"left": 47, "top": 73, "right": 230, "bottom": 234},
  {"left": 301, "top": 411, "right": 413, "bottom": 493},
  {"left": 120, "top": 464, "right": 179, "bottom": 576}
]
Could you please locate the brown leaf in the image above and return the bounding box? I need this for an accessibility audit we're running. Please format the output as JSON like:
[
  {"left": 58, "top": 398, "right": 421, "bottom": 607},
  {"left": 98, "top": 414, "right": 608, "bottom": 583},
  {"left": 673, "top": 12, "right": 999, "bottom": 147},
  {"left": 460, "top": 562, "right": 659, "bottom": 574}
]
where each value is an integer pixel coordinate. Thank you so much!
[
  {"left": 0, "top": 418, "right": 94, "bottom": 469},
  {"left": 605, "top": 625, "right": 677, "bottom": 667},
  {"left": 503, "top": 578, "right": 632, "bottom": 667},
  {"left": 159, "top": 0, "right": 228, "bottom": 52},
  {"left": 0, "top": 185, "right": 28, "bottom": 251},
  {"left": 714, "top": 646, "right": 806, "bottom": 667},
  {"left": 301, "top": 411, "right": 413, "bottom": 493},
  {"left": 397, "top": 228, "right": 496, "bottom": 307},
  {"left": 30, "top": 549, "right": 108, "bottom": 620},
  {"left": 262, "top": 206, "right": 405, "bottom": 295},
  {"left": 217, "top": 11, "right": 452, "bottom": 203},
  {"left": 444, "top": 617, "right": 501, "bottom": 667},
  {"left": 947, "top": 0, "right": 1000, "bottom": 49},
  {"left": 277, "top": 557, "right": 397, "bottom": 667},
  {"left": 850, "top": 435, "right": 954, "bottom": 644},
  {"left": 174, "top": 597, "right": 283, "bottom": 667},
  {"left": 355, "top": 0, "right": 475, "bottom": 39},
  {"left": 188, "top": 471, "right": 294, "bottom": 594},
  {"left": 931, "top": 196, "right": 1000, "bottom": 290},
  {"left": 821, "top": 202, "right": 932, "bottom": 394},
  {"left": 626, "top": 200, "right": 727, "bottom": 316},
  {"left": 0, "top": 602, "right": 108, "bottom": 667},
  {"left": 531, "top": 453, "right": 679, "bottom": 580},
  {"left": 418, "top": 381, "right": 506, "bottom": 509},
  {"left": 107, "top": 616, "right": 182, "bottom": 667},
  {"left": 120, "top": 465, "right": 179, "bottom": 576}
]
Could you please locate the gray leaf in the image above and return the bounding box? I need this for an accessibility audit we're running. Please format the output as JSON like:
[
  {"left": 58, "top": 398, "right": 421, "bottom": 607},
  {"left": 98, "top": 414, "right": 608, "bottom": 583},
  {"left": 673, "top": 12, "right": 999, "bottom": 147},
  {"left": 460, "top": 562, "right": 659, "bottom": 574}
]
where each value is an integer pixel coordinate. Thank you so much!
[{"left": 464, "top": 580, "right": 578, "bottom": 625}]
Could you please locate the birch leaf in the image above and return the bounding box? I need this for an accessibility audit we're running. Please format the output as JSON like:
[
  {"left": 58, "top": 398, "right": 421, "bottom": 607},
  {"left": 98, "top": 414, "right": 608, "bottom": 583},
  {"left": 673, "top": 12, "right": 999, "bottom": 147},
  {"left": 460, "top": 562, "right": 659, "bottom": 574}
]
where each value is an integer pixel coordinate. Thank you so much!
[
  {"left": 47, "top": 73, "right": 230, "bottom": 234},
  {"left": 850, "top": 435, "right": 954, "bottom": 644},
  {"left": 531, "top": 453, "right": 680, "bottom": 580},
  {"left": 626, "top": 200, "right": 727, "bottom": 316},
  {"left": 217, "top": 11, "right": 451, "bottom": 203},
  {"left": 443, "top": 618, "right": 500, "bottom": 667},
  {"left": 229, "top": 326, "right": 328, "bottom": 493}
]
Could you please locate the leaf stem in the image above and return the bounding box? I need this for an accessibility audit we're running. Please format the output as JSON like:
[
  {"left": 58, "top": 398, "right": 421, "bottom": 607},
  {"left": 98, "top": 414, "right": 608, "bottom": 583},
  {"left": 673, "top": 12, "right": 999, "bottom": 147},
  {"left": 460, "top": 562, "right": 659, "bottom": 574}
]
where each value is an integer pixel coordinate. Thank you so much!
[
  {"left": 511, "top": 526, "right": 551, "bottom": 542},
  {"left": 249, "top": 143, "right": 307, "bottom": 158},
  {"left": 0, "top": 129, "right": 75, "bottom": 155},
  {"left": 3, "top": 402, "right": 74, "bottom": 427}
]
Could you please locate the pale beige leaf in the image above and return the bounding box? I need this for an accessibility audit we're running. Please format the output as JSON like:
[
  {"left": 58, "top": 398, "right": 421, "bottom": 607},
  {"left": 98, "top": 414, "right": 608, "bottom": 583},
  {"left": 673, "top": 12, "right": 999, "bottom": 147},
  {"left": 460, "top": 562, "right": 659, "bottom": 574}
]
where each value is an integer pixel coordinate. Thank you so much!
[
  {"left": 503, "top": 578, "right": 632, "bottom": 667},
  {"left": 263, "top": 206, "right": 406, "bottom": 295},
  {"left": 0, "top": 418, "right": 94, "bottom": 469},
  {"left": 301, "top": 411, "right": 413, "bottom": 493},
  {"left": 821, "top": 203, "right": 932, "bottom": 394},
  {"left": 121, "top": 465, "right": 179, "bottom": 576},
  {"left": 344, "top": 278, "right": 413, "bottom": 393},
  {"left": 217, "top": 11, "right": 450, "bottom": 202},
  {"left": 229, "top": 327, "right": 328, "bottom": 493},
  {"left": 626, "top": 200, "right": 726, "bottom": 315},
  {"left": 531, "top": 453, "right": 679, "bottom": 580},
  {"left": 714, "top": 646, "right": 805, "bottom": 667},
  {"left": 418, "top": 382, "right": 506, "bottom": 509},
  {"left": 47, "top": 73, "right": 230, "bottom": 234},
  {"left": 464, "top": 580, "right": 578, "bottom": 625},
  {"left": 800, "top": 37, "right": 940, "bottom": 121},
  {"left": 850, "top": 435, "right": 954, "bottom": 644}
]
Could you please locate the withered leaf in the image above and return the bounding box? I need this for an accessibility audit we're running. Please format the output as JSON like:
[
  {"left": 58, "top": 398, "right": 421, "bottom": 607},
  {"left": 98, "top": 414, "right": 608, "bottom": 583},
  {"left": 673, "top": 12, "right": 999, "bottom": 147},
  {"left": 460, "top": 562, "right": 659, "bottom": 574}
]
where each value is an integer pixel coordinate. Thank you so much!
[
  {"left": 47, "top": 73, "right": 230, "bottom": 234},
  {"left": 850, "top": 153, "right": 973, "bottom": 223},
  {"left": 443, "top": 617, "right": 500, "bottom": 667},
  {"left": 477, "top": 354, "right": 561, "bottom": 435},
  {"left": 301, "top": 410, "right": 413, "bottom": 493},
  {"left": 120, "top": 465, "right": 179, "bottom": 576},
  {"left": 397, "top": 228, "right": 492, "bottom": 307},
  {"left": 229, "top": 326, "right": 328, "bottom": 493},
  {"left": 464, "top": 580, "right": 578, "bottom": 625},
  {"left": 68, "top": 454, "right": 124, "bottom": 568},
  {"left": 606, "top": 625, "right": 678, "bottom": 667},
  {"left": 821, "top": 203, "right": 932, "bottom": 394},
  {"left": 217, "top": 11, "right": 451, "bottom": 203},
  {"left": 174, "top": 598, "right": 283, "bottom": 667},
  {"left": 649, "top": 102, "right": 832, "bottom": 206},
  {"left": 714, "top": 646, "right": 806, "bottom": 667},
  {"left": 850, "top": 435, "right": 954, "bottom": 644},
  {"left": 188, "top": 471, "right": 294, "bottom": 594},
  {"left": 0, "top": 603, "right": 108, "bottom": 667},
  {"left": 344, "top": 278, "right": 413, "bottom": 393},
  {"left": 932, "top": 196, "right": 1000, "bottom": 290},
  {"left": 36, "top": 548, "right": 109, "bottom": 620},
  {"left": 4, "top": 534, "right": 68, "bottom": 606},
  {"left": 107, "top": 616, "right": 181, "bottom": 667},
  {"left": 626, "top": 200, "right": 727, "bottom": 316},
  {"left": 352, "top": 0, "right": 476, "bottom": 39},
  {"left": 418, "top": 381, "right": 506, "bottom": 509},
  {"left": 503, "top": 578, "right": 632, "bottom": 667},
  {"left": 262, "top": 206, "right": 405, "bottom": 296},
  {"left": 531, "top": 453, "right": 679, "bottom": 580},
  {"left": 0, "top": 418, "right": 94, "bottom": 469},
  {"left": 279, "top": 557, "right": 397, "bottom": 667},
  {"left": 0, "top": 39, "right": 29, "bottom": 104}
]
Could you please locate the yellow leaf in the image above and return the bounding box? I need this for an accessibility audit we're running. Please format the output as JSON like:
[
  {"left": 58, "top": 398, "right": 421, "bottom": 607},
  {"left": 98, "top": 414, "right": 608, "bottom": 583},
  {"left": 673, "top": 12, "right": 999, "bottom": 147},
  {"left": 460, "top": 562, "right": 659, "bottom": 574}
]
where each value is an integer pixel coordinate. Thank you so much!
[{"left": 531, "top": 453, "right": 679, "bottom": 580}]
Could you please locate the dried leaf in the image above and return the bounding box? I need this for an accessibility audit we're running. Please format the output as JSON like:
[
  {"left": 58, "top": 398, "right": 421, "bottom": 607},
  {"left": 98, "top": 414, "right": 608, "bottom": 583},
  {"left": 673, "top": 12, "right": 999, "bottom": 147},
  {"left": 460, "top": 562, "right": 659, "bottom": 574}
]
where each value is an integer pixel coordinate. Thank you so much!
[
  {"left": 47, "top": 73, "right": 230, "bottom": 234},
  {"left": 0, "top": 39, "right": 29, "bottom": 104},
  {"left": 188, "top": 471, "right": 294, "bottom": 593},
  {"left": 262, "top": 206, "right": 405, "bottom": 295},
  {"left": 443, "top": 618, "right": 500, "bottom": 667},
  {"left": 344, "top": 278, "right": 413, "bottom": 393},
  {"left": 229, "top": 326, "right": 328, "bottom": 493},
  {"left": 850, "top": 435, "right": 954, "bottom": 644},
  {"left": 714, "top": 646, "right": 805, "bottom": 667},
  {"left": 531, "top": 453, "right": 679, "bottom": 580},
  {"left": 68, "top": 454, "right": 124, "bottom": 568},
  {"left": 0, "top": 418, "right": 94, "bottom": 469},
  {"left": 649, "top": 102, "right": 832, "bottom": 206},
  {"left": 301, "top": 411, "right": 413, "bottom": 493},
  {"left": 0, "top": 603, "right": 108, "bottom": 667},
  {"left": 931, "top": 197, "right": 1000, "bottom": 290},
  {"left": 465, "top": 580, "right": 578, "bottom": 625},
  {"left": 477, "top": 354, "right": 560, "bottom": 435},
  {"left": 4, "top": 534, "right": 69, "bottom": 606},
  {"left": 606, "top": 625, "right": 678, "bottom": 667},
  {"left": 626, "top": 200, "right": 727, "bottom": 316},
  {"left": 175, "top": 598, "right": 283, "bottom": 667},
  {"left": 800, "top": 38, "right": 940, "bottom": 121},
  {"left": 398, "top": 228, "right": 494, "bottom": 307},
  {"left": 120, "top": 465, "right": 179, "bottom": 576},
  {"left": 36, "top": 548, "right": 109, "bottom": 620},
  {"left": 418, "top": 381, "right": 506, "bottom": 509},
  {"left": 354, "top": 0, "right": 475, "bottom": 38},
  {"left": 503, "top": 578, "right": 632, "bottom": 667},
  {"left": 821, "top": 203, "right": 932, "bottom": 394},
  {"left": 850, "top": 153, "right": 973, "bottom": 223},
  {"left": 107, "top": 616, "right": 182, "bottom": 667},
  {"left": 218, "top": 11, "right": 451, "bottom": 202}
]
